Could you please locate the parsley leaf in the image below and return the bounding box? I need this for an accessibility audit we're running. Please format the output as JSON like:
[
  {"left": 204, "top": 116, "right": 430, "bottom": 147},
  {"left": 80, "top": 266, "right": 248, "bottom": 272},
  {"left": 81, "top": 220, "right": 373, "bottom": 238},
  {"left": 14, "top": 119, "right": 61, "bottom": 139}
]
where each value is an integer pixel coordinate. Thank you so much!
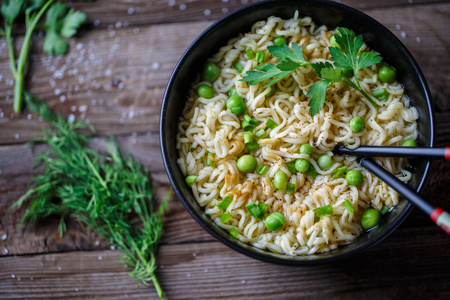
[
  {"left": 306, "top": 27, "right": 383, "bottom": 116},
  {"left": 313, "top": 204, "right": 334, "bottom": 222},
  {"left": 242, "top": 43, "right": 311, "bottom": 87},
  {"left": 1, "top": 0, "right": 26, "bottom": 24},
  {"left": 43, "top": 2, "right": 86, "bottom": 55}
]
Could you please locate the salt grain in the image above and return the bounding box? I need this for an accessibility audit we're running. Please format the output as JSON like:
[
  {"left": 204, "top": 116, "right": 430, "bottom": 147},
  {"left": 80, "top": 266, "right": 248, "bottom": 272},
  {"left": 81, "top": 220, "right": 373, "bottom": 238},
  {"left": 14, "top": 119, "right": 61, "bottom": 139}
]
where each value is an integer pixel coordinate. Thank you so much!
[
  {"left": 98, "top": 255, "right": 103, "bottom": 261},
  {"left": 30, "top": 277, "right": 34, "bottom": 281},
  {"left": 192, "top": 253, "right": 197, "bottom": 257},
  {"left": 115, "top": 21, "right": 122, "bottom": 29},
  {"left": 68, "top": 114, "right": 76, "bottom": 123},
  {"left": 94, "top": 20, "right": 101, "bottom": 27},
  {"left": 27, "top": 114, "right": 32, "bottom": 120},
  {"left": 0, "top": 112, "right": 4, "bottom": 118},
  {"left": 11, "top": 274, "right": 15, "bottom": 278},
  {"left": 110, "top": 245, "right": 116, "bottom": 250},
  {"left": 169, "top": 0, "right": 176, "bottom": 6},
  {"left": 179, "top": 4, "right": 187, "bottom": 10},
  {"left": 241, "top": 280, "right": 246, "bottom": 284},
  {"left": 222, "top": 7, "right": 229, "bottom": 13},
  {"left": 51, "top": 257, "right": 55, "bottom": 261},
  {"left": 109, "top": 31, "right": 116, "bottom": 37},
  {"left": 204, "top": 269, "right": 208, "bottom": 273},
  {"left": 395, "top": 24, "right": 401, "bottom": 30},
  {"left": 127, "top": 7, "right": 135, "bottom": 15},
  {"left": 55, "top": 88, "right": 62, "bottom": 96},
  {"left": 133, "top": 28, "right": 140, "bottom": 34},
  {"left": 58, "top": 267, "right": 62, "bottom": 271},
  {"left": 3, "top": 248, "right": 8, "bottom": 254},
  {"left": 152, "top": 62, "right": 161, "bottom": 70},
  {"left": 15, "top": 134, "right": 20, "bottom": 140},
  {"left": 187, "top": 273, "right": 191, "bottom": 277},
  {"left": 60, "top": 95, "right": 67, "bottom": 102},
  {"left": 400, "top": 31, "right": 406, "bottom": 38},
  {"left": 75, "top": 288, "right": 79, "bottom": 292},
  {"left": 204, "top": 9, "right": 211, "bottom": 16},
  {"left": 71, "top": 105, "right": 77, "bottom": 112},
  {"left": 1, "top": 234, "right": 7, "bottom": 240},
  {"left": 416, "top": 37, "right": 421, "bottom": 43}
]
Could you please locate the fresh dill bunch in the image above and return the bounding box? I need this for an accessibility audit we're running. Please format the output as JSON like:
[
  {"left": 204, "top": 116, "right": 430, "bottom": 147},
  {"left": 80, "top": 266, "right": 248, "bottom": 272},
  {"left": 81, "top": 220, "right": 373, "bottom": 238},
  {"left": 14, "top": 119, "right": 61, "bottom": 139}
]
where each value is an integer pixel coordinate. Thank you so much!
[{"left": 12, "top": 93, "right": 169, "bottom": 298}]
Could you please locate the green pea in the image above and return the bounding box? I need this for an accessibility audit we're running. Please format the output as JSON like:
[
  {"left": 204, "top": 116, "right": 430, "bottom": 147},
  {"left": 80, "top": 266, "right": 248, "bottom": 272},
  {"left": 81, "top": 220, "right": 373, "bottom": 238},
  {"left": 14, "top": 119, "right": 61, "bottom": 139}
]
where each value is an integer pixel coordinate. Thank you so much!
[
  {"left": 197, "top": 84, "right": 214, "bottom": 99},
  {"left": 236, "top": 154, "right": 257, "bottom": 173},
  {"left": 228, "top": 86, "right": 238, "bottom": 97},
  {"left": 378, "top": 65, "right": 397, "bottom": 83},
  {"left": 265, "top": 212, "right": 286, "bottom": 231},
  {"left": 273, "top": 36, "right": 287, "bottom": 47},
  {"left": 318, "top": 155, "right": 333, "bottom": 170},
  {"left": 295, "top": 158, "right": 310, "bottom": 173},
  {"left": 361, "top": 208, "right": 381, "bottom": 229},
  {"left": 202, "top": 62, "right": 221, "bottom": 82},
  {"left": 299, "top": 143, "right": 313, "bottom": 155},
  {"left": 345, "top": 170, "right": 364, "bottom": 186},
  {"left": 273, "top": 170, "right": 287, "bottom": 190},
  {"left": 402, "top": 139, "right": 417, "bottom": 147},
  {"left": 226, "top": 95, "right": 246, "bottom": 115},
  {"left": 350, "top": 116, "right": 366, "bottom": 133}
]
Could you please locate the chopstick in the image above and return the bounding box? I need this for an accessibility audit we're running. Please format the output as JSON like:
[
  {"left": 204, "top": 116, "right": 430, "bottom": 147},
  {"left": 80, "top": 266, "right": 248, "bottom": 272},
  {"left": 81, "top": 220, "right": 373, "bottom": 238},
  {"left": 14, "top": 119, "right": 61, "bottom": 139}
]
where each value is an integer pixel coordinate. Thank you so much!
[
  {"left": 359, "top": 157, "right": 450, "bottom": 234},
  {"left": 335, "top": 145, "right": 450, "bottom": 160}
]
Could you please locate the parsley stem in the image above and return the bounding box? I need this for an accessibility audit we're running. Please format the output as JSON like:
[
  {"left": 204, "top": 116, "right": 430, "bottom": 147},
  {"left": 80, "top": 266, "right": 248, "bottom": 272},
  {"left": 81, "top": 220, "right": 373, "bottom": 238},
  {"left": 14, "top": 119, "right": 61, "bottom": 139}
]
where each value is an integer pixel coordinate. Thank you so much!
[
  {"left": 342, "top": 76, "right": 378, "bottom": 108},
  {"left": 5, "top": 24, "right": 17, "bottom": 76},
  {"left": 13, "top": 0, "right": 55, "bottom": 113}
]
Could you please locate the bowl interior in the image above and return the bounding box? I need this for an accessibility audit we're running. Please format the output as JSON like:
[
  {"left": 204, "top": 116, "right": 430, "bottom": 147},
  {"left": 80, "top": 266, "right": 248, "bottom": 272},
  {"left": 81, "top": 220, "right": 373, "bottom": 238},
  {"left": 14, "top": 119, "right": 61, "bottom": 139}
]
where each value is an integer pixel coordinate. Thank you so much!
[{"left": 161, "top": 0, "right": 434, "bottom": 264}]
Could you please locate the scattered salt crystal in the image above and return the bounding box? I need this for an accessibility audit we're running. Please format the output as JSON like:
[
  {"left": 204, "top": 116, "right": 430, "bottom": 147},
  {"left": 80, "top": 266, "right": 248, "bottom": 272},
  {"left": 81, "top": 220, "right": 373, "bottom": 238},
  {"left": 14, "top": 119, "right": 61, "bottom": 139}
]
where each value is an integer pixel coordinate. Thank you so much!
[
  {"left": 30, "top": 277, "right": 34, "bottom": 281},
  {"left": 0, "top": 169, "right": 2, "bottom": 175},
  {"left": 395, "top": 24, "right": 401, "bottom": 30},
  {"left": 115, "top": 22, "right": 123, "bottom": 29},
  {"left": 98, "top": 255, "right": 103, "bottom": 261},
  {"left": 204, "top": 9, "right": 211, "bottom": 16},
  {"left": 49, "top": 79, "right": 56, "bottom": 87},
  {"left": 17, "top": 277, "right": 21, "bottom": 281},
  {"left": 27, "top": 114, "right": 32, "bottom": 120},
  {"left": 152, "top": 62, "right": 160, "bottom": 70},
  {"left": 85, "top": 119, "right": 90, "bottom": 125},
  {"left": 55, "top": 88, "right": 61, "bottom": 96},
  {"left": 15, "top": 134, "right": 20, "bottom": 140},
  {"left": 57, "top": 267, "right": 62, "bottom": 271},
  {"left": 133, "top": 27, "right": 140, "bottom": 34},
  {"left": 105, "top": 69, "right": 112, "bottom": 76},
  {"left": 110, "top": 245, "right": 116, "bottom": 250},
  {"left": 68, "top": 114, "right": 76, "bottom": 123},
  {"left": 416, "top": 37, "right": 421, "bottom": 43},
  {"left": 131, "top": 139, "right": 137, "bottom": 145},
  {"left": 3, "top": 248, "right": 8, "bottom": 254},
  {"left": 123, "top": 21, "right": 129, "bottom": 28},
  {"left": 118, "top": 82, "right": 125, "bottom": 89},
  {"left": 222, "top": 0, "right": 229, "bottom": 2},
  {"left": 75, "top": 288, "right": 79, "bottom": 292},
  {"left": 204, "top": 269, "right": 208, "bottom": 273},
  {"left": 11, "top": 274, "right": 15, "bottom": 278},
  {"left": 71, "top": 106, "right": 77, "bottom": 112},
  {"left": 400, "top": 31, "right": 406, "bottom": 38},
  {"left": 76, "top": 43, "right": 84, "bottom": 51},
  {"left": 119, "top": 118, "right": 125, "bottom": 124},
  {"left": 51, "top": 257, "right": 55, "bottom": 261},
  {"left": 241, "top": 280, "right": 246, "bottom": 284},
  {"left": 127, "top": 7, "right": 135, "bottom": 14},
  {"left": 241, "top": 0, "right": 248, "bottom": 4},
  {"left": 146, "top": 131, "right": 152, "bottom": 136},
  {"left": 187, "top": 273, "right": 191, "bottom": 277},
  {"left": 160, "top": 265, "right": 165, "bottom": 269},
  {"left": 80, "top": 113, "right": 86, "bottom": 120},
  {"left": 146, "top": 1, "right": 153, "bottom": 6},
  {"left": 60, "top": 95, "right": 67, "bottom": 102},
  {"left": 222, "top": 7, "right": 229, "bottom": 13},
  {"left": 108, "top": 24, "right": 114, "bottom": 31},
  {"left": 109, "top": 31, "right": 116, "bottom": 37},
  {"left": 192, "top": 253, "right": 197, "bottom": 257},
  {"left": 168, "top": 0, "right": 176, "bottom": 6},
  {"left": 0, "top": 112, "right": 4, "bottom": 118},
  {"left": 179, "top": 4, "right": 187, "bottom": 10},
  {"left": 99, "top": 99, "right": 104, "bottom": 105},
  {"left": 94, "top": 20, "right": 101, "bottom": 27}
]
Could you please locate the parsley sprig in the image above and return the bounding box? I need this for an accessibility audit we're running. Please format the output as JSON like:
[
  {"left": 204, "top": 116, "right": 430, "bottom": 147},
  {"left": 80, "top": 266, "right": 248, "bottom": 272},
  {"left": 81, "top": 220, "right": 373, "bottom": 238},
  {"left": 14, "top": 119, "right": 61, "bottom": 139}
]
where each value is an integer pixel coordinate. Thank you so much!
[
  {"left": 242, "top": 43, "right": 311, "bottom": 87},
  {"left": 241, "top": 27, "right": 383, "bottom": 116},
  {"left": 0, "top": 0, "right": 85, "bottom": 113},
  {"left": 307, "top": 27, "right": 382, "bottom": 115},
  {"left": 11, "top": 93, "right": 169, "bottom": 298}
]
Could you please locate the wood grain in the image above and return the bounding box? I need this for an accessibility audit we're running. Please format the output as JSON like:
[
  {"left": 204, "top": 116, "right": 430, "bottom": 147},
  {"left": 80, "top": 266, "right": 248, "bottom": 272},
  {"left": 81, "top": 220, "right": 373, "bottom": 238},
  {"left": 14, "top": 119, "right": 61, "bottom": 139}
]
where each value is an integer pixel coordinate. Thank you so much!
[{"left": 1, "top": 0, "right": 450, "bottom": 299}]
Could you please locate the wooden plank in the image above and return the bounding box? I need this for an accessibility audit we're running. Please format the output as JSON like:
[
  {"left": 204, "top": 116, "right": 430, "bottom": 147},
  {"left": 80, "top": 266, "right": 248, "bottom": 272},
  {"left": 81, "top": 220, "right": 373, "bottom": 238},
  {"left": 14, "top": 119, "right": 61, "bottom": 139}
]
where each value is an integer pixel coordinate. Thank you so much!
[
  {"left": 1, "top": 4, "right": 449, "bottom": 144},
  {"left": 0, "top": 225, "right": 449, "bottom": 299}
]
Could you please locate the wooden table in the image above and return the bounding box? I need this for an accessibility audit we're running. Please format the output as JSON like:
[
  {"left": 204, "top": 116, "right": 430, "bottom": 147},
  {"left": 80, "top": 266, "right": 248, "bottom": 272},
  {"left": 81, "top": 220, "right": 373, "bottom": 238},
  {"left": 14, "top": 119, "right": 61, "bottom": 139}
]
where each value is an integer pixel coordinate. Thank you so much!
[{"left": 1, "top": 0, "right": 449, "bottom": 299}]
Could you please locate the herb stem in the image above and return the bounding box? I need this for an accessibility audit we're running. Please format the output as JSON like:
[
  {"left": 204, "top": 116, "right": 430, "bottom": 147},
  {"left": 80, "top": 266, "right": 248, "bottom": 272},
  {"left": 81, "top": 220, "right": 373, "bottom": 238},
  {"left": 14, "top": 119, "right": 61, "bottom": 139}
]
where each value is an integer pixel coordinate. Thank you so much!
[
  {"left": 5, "top": 24, "right": 17, "bottom": 76},
  {"left": 13, "top": 0, "right": 54, "bottom": 113},
  {"left": 342, "top": 75, "right": 378, "bottom": 108}
]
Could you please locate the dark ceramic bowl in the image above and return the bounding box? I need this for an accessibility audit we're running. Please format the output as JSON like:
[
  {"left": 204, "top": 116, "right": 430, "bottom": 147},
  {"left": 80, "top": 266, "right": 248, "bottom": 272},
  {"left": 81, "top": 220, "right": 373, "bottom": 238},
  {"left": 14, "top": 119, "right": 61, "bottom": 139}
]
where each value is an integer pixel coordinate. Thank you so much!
[{"left": 160, "top": 0, "right": 434, "bottom": 264}]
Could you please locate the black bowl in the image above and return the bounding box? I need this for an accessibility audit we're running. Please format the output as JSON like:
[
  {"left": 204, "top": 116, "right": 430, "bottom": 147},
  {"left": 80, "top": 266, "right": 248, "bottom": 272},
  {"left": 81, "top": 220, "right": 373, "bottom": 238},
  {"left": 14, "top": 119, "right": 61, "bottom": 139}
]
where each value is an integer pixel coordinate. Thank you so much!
[{"left": 160, "top": 0, "right": 435, "bottom": 264}]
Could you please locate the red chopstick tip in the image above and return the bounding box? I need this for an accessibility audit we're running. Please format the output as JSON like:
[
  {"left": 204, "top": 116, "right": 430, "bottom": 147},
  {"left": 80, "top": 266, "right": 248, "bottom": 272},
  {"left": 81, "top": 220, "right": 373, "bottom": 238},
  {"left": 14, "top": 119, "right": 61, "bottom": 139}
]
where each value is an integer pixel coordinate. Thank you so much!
[
  {"left": 431, "top": 208, "right": 443, "bottom": 223},
  {"left": 445, "top": 147, "right": 450, "bottom": 160}
]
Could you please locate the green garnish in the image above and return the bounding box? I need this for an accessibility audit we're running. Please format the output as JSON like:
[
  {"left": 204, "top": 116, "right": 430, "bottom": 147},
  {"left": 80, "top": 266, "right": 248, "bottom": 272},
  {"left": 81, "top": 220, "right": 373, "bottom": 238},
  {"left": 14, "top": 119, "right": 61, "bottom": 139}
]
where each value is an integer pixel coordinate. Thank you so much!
[
  {"left": 1, "top": 0, "right": 86, "bottom": 113},
  {"left": 266, "top": 118, "right": 278, "bottom": 130},
  {"left": 286, "top": 161, "right": 297, "bottom": 175},
  {"left": 185, "top": 175, "right": 196, "bottom": 185},
  {"left": 343, "top": 199, "right": 355, "bottom": 214},
  {"left": 313, "top": 204, "right": 334, "bottom": 222},
  {"left": 242, "top": 119, "right": 254, "bottom": 131},
  {"left": 229, "top": 227, "right": 240, "bottom": 238},
  {"left": 217, "top": 196, "right": 233, "bottom": 210},
  {"left": 206, "top": 152, "right": 215, "bottom": 167},
  {"left": 380, "top": 205, "right": 390, "bottom": 215},
  {"left": 372, "top": 88, "right": 388, "bottom": 102},
  {"left": 246, "top": 48, "right": 254, "bottom": 60},
  {"left": 305, "top": 164, "right": 319, "bottom": 179},
  {"left": 331, "top": 166, "right": 348, "bottom": 179},
  {"left": 265, "top": 87, "right": 276, "bottom": 98},
  {"left": 242, "top": 43, "right": 310, "bottom": 87},
  {"left": 255, "top": 51, "right": 266, "bottom": 63},
  {"left": 220, "top": 212, "right": 232, "bottom": 223},
  {"left": 286, "top": 183, "right": 296, "bottom": 195},
  {"left": 258, "top": 202, "right": 268, "bottom": 218},
  {"left": 254, "top": 129, "right": 267, "bottom": 139},
  {"left": 256, "top": 164, "right": 269, "bottom": 175},
  {"left": 246, "top": 141, "right": 260, "bottom": 152},
  {"left": 232, "top": 60, "right": 244, "bottom": 73},
  {"left": 244, "top": 131, "right": 253, "bottom": 144},
  {"left": 244, "top": 114, "right": 260, "bottom": 125},
  {"left": 307, "top": 27, "right": 382, "bottom": 116},
  {"left": 246, "top": 201, "right": 263, "bottom": 219},
  {"left": 11, "top": 94, "right": 168, "bottom": 298}
]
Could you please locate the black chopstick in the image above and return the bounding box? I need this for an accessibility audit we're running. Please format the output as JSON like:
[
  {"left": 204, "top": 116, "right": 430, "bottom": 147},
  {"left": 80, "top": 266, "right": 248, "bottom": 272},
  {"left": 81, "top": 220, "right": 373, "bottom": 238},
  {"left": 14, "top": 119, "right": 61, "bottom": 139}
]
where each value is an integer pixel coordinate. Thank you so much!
[
  {"left": 335, "top": 145, "right": 450, "bottom": 160},
  {"left": 359, "top": 157, "right": 450, "bottom": 234}
]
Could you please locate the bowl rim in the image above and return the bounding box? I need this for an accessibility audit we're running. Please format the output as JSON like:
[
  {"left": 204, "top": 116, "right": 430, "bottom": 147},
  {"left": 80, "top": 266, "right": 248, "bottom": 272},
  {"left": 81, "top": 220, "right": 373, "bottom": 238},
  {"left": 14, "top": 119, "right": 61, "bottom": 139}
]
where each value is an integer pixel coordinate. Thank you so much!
[{"left": 160, "top": 0, "right": 435, "bottom": 265}]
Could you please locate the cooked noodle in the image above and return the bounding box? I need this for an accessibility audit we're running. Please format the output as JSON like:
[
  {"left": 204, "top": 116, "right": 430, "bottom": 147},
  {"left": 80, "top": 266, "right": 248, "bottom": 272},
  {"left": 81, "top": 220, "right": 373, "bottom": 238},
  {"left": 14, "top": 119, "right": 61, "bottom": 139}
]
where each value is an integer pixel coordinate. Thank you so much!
[{"left": 176, "top": 12, "right": 418, "bottom": 255}]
